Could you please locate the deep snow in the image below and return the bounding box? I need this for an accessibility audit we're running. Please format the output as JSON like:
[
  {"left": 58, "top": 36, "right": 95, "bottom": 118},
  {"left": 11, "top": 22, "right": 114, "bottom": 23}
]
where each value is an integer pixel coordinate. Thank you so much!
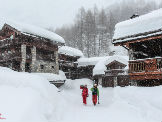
[
  {"left": 113, "top": 8, "right": 162, "bottom": 40},
  {"left": 58, "top": 46, "right": 84, "bottom": 57},
  {"left": 0, "top": 67, "right": 162, "bottom": 122},
  {"left": 58, "top": 79, "right": 162, "bottom": 122}
]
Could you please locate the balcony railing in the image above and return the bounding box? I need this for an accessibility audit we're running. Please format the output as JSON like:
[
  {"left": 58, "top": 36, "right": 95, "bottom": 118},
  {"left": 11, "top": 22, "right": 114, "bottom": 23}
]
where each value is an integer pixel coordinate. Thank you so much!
[
  {"left": 129, "top": 57, "right": 162, "bottom": 73},
  {"left": 105, "top": 69, "right": 128, "bottom": 76}
]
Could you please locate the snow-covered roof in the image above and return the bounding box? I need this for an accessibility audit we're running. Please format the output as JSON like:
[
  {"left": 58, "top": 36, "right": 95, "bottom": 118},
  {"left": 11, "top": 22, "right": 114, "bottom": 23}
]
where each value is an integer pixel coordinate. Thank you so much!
[
  {"left": 109, "top": 45, "right": 128, "bottom": 56},
  {"left": 77, "top": 56, "right": 108, "bottom": 67},
  {"left": 93, "top": 55, "right": 129, "bottom": 76},
  {"left": 58, "top": 46, "right": 84, "bottom": 57},
  {"left": 113, "top": 8, "right": 162, "bottom": 43},
  {"left": 0, "top": 20, "right": 65, "bottom": 44}
]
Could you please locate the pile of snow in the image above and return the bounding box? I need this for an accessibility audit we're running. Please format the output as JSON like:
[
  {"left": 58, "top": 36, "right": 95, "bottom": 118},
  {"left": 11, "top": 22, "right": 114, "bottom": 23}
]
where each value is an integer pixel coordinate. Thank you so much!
[
  {"left": 93, "top": 59, "right": 107, "bottom": 76},
  {"left": 112, "top": 86, "right": 162, "bottom": 122},
  {"left": 77, "top": 56, "right": 108, "bottom": 67},
  {"left": 0, "top": 19, "right": 65, "bottom": 44},
  {"left": 0, "top": 66, "right": 66, "bottom": 122},
  {"left": 113, "top": 8, "right": 162, "bottom": 42},
  {"left": 93, "top": 55, "right": 129, "bottom": 76},
  {"left": 0, "top": 66, "right": 162, "bottom": 122},
  {"left": 58, "top": 46, "right": 84, "bottom": 57},
  {"left": 32, "top": 70, "right": 66, "bottom": 81}
]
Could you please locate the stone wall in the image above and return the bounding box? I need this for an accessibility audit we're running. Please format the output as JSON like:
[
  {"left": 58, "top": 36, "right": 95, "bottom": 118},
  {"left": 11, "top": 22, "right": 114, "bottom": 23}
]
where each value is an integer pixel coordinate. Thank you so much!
[
  {"left": 20, "top": 44, "right": 59, "bottom": 74},
  {"left": 20, "top": 44, "right": 26, "bottom": 72},
  {"left": 31, "top": 46, "right": 59, "bottom": 74},
  {"left": 32, "top": 60, "right": 58, "bottom": 74}
]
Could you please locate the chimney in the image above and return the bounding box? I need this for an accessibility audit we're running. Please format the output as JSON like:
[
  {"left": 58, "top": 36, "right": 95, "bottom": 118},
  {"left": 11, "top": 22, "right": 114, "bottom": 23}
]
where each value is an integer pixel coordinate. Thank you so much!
[{"left": 130, "top": 14, "right": 139, "bottom": 19}]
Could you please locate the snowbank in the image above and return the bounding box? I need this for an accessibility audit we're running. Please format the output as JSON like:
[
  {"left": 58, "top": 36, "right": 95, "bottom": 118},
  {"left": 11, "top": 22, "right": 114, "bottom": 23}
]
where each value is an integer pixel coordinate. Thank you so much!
[
  {"left": 112, "top": 86, "right": 162, "bottom": 122},
  {"left": 93, "top": 59, "right": 107, "bottom": 76},
  {"left": 113, "top": 8, "right": 162, "bottom": 41},
  {"left": 93, "top": 55, "right": 129, "bottom": 76},
  {"left": 0, "top": 19, "right": 65, "bottom": 44},
  {"left": 58, "top": 46, "right": 84, "bottom": 57},
  {"left": 0, "top": 67, "right": 65, "bottom": 122},
  {"left": 32, "top": 70, "right": 66, "bottom": 81},
  {"left": 0, "top": 67, "right": 161, "bottom": 122}
]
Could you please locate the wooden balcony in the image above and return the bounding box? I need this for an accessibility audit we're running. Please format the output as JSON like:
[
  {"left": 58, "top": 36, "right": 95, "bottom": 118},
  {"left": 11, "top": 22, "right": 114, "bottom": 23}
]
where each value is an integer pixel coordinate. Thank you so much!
[
  {"left": 105, "top": 69, "right": 128, "bottom": 76},
  {"left": 129, "top": 57, "right": 162, "bottom": 80}
]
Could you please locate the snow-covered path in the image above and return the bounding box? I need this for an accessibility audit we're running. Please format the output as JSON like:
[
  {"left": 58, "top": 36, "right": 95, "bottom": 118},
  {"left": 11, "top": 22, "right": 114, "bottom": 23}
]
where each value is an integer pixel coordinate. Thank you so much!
[
  {"left": 51, "top": 79, "right": 162, "bottom": 122},
  {"left": 59, "top": 80, "right": 114, "bottom": 122}
]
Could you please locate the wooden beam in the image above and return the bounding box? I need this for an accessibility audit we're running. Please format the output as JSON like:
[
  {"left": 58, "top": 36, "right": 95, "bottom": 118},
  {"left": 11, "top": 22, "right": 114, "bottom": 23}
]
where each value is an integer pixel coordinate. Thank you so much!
[
  {"left": 129, "top": 71, "right": 162, "bottom": 80},
  {"left": 114, "top": 35, "right": 162, "bottom": 46}
]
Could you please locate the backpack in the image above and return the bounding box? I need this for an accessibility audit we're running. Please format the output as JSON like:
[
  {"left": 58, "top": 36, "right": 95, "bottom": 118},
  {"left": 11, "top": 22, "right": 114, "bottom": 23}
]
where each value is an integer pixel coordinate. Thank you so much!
[
  {"left": 82, "top": 88, "right": 88, "bottom": 96},
  {"left": 92, "top": 88, "right": 97, "bottom": 95}
]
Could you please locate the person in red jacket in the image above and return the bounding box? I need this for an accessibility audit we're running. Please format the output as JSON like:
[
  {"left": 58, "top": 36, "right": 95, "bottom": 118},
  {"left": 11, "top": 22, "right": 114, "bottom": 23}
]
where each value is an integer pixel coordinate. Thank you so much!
[{"left": 80, "top": 84, "right": 89, "bottom": 105}]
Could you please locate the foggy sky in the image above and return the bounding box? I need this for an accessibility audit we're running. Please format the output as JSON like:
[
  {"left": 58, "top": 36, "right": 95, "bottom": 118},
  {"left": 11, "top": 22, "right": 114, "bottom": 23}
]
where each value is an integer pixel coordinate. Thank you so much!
[{"left": 0, "top": 0, "right": 161, "bottom": 29}]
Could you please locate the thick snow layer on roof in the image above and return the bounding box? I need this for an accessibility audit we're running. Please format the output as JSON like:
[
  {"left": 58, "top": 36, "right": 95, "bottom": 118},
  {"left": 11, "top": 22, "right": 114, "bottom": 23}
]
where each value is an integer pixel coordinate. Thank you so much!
[
  {"left": 32, "top": 70, "right": 66, "bottom": 81},
  {"left": 109, "top": 45, "right": 128, "bottom": 56},
  {"left": 0, "top": 19, "right": 65, "bottom": 44},
  {"left": 114, "top": 31, "right": 162, "bottom": 43},
  {"left": 77, "top": 56, "right": 108, "bottom": 67},
  {"left": 113, "top": 9, "right": 162, "bottom": 41},
  {"left": 93, "top": 55, "right": 129, "bottom": 76},
  {"left": 58, "top": 46, "right": 84, "bottom": 57}
]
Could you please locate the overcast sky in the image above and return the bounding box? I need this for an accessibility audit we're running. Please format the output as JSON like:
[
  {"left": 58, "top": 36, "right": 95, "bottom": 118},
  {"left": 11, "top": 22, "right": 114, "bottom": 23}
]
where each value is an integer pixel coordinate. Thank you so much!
[{"left": 0, "top": 0, "right": 161, "bottom": 29}]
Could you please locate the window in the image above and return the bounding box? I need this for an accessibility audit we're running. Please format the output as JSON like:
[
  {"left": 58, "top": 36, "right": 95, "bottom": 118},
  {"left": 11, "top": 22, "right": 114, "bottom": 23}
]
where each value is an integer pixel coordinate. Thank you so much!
[{"left": 40, "top": 65, "right": 44, "bottom": 70}]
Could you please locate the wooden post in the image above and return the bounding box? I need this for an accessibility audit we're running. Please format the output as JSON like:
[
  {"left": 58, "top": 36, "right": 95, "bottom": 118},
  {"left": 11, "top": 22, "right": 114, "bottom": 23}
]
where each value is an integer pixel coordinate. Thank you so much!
[{"left": 54, "top": 50, "right": 59, "bottom": 74}]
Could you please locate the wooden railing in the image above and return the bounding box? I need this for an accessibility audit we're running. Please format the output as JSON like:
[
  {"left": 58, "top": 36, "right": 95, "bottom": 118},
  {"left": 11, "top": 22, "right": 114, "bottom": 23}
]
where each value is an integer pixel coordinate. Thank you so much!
[
  {"left": 105, "top": 69, "right": 128, "bottom": 76},
  {"left": 129, "top": 57, "right": 162, "bottom": 73}
]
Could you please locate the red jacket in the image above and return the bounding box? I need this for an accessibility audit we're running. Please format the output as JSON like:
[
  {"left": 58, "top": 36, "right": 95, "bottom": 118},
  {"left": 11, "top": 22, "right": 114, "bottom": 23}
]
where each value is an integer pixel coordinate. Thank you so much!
[{"left": 81, "top": 87, "right": 88, "bottom": 96}]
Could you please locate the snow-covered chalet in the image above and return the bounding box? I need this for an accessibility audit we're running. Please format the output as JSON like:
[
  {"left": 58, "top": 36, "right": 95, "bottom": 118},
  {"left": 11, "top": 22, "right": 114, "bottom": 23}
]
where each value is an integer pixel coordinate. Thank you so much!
[
  {"left": 93, "top": 55, "right": 129, "bottom": 87},
  {"left": 0, "top": 21, "right": 65, "bottom": 74},
  {"left": 113, "top": 9, "right": 162, "bottom": 86},
  {"left": 58, "top": 46, "right": 83, "bottom": 79}
]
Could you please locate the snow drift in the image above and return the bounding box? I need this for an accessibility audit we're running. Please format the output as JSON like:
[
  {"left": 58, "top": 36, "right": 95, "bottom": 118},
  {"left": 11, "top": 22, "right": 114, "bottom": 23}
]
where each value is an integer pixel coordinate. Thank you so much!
[
  {"left": 0, "top": 67, "right": 66, "bottom": 122},
  {"left": 0, "top": 67, "right": 162, "bottom": 122}
]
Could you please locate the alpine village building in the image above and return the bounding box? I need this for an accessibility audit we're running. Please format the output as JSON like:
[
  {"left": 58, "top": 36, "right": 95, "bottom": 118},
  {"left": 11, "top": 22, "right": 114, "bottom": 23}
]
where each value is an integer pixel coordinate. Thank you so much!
[
  {"left": 93, "top": 55, "right": 129, "bottom": 87},
  {"left": 0, "top": 22, "right": 65, "bottom": 75},
  {"left": 58, "top": 46, "right": 83, "bottom": 79},
  {"left": 113, "top": 8, "right": 162, "bottom": 86}
]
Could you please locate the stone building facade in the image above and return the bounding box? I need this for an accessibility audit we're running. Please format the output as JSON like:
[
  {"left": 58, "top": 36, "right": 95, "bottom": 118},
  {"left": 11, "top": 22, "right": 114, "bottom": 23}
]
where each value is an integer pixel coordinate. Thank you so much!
[{"left": 0, "top": 23, "right": 64, "bottom": 74}]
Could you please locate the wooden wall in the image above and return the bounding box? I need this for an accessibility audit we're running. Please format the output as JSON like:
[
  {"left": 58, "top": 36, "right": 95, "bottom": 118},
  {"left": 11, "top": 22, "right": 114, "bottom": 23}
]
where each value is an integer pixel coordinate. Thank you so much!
[{"left": 102, "top": 75, "right": 130, "bottom": 87}]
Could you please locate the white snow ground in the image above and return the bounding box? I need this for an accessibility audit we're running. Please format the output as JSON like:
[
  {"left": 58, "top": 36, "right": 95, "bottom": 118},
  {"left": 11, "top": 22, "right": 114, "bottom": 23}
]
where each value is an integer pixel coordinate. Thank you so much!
[{"left": 0, "top": 67, "right": 162, "bottom": 122}]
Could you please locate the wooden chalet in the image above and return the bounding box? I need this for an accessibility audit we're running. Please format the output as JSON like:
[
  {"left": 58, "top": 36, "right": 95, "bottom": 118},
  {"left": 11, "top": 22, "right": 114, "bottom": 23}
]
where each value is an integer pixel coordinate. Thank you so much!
[
  {"left": 58, "top": 46, "right": 83, "bottom": 79},
  {"left": 113, "top": 9, "right": 162, "bottom": 86},
  {"left": 0, "top": 22, "right": 65, "bottom": 75},
  {"left": 77, "top": 57, "right": 106, "bottom": 79},
  {"left": 93, "top": 55, "right": 129, "bottom": 87}
]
